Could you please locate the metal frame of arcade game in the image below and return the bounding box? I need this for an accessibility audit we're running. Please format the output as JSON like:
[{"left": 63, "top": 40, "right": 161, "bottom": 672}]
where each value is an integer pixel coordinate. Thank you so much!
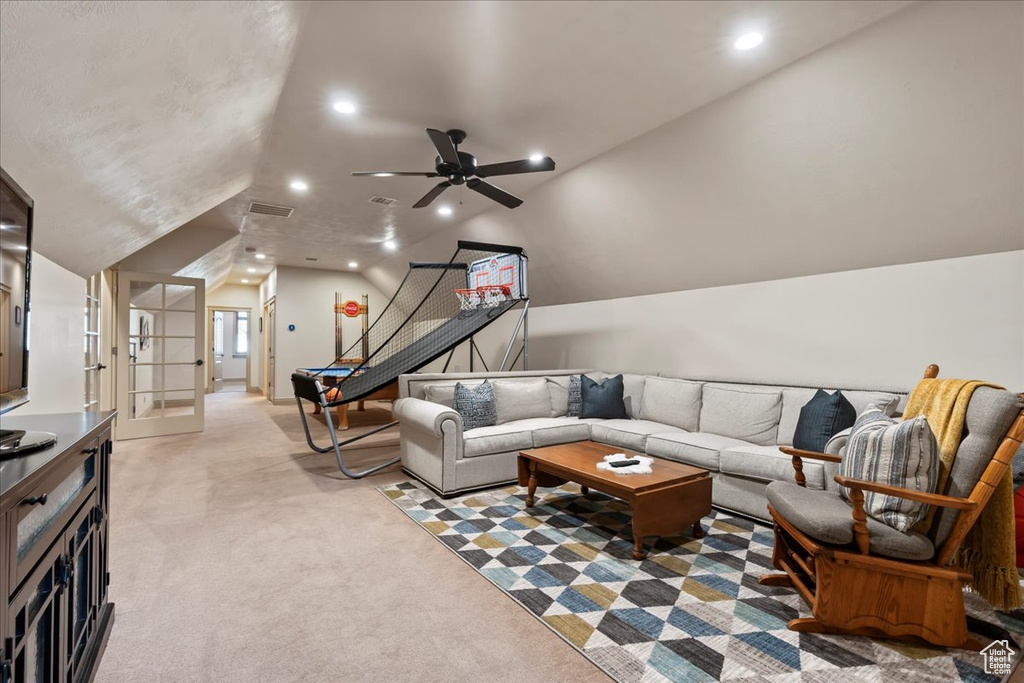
[{"left": 291, "top": 241, "right": 530, "bottom": 478}]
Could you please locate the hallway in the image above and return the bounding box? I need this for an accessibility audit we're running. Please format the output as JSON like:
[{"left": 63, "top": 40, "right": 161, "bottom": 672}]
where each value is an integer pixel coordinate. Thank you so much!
[{"left": 99, "top": 391, "right": 606, "bottom": 682}]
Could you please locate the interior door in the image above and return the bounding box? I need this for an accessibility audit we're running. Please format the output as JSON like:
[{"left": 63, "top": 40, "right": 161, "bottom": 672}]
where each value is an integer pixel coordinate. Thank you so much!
[
  {"left": 264, "top": 299, "right": 275, "bottom": 400},
  {"left": 116, "top": 271, "right": 205, "bottom": 439}
]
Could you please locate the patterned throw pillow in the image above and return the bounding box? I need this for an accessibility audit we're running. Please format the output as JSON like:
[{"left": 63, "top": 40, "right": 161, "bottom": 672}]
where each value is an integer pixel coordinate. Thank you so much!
[
  {"left": 839, "top": 405, "right": 939, "bottom": 532},
  {"left": 453, "top": 381, "right": 496, "bottom": 431},
  {"left": 567, "top": 375, "right": 583, "bottom": 418}
]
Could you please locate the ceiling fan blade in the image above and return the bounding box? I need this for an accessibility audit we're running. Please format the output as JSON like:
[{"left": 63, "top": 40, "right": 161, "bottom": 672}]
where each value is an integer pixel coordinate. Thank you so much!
[
  {"left": 426, "top": 128, "right": 461, "bottom": 168},
  {"left": 474, "top": 157, "right": 555, "bottom": 178},
  {"left": 467, "top": 178, "right": 523, "bottom": 209},
  {"left": 412, "top": 181, "right": 452, "bottom": 208},
  {"left": 352, "top": 171, "right": 439, "bottom": 177}
]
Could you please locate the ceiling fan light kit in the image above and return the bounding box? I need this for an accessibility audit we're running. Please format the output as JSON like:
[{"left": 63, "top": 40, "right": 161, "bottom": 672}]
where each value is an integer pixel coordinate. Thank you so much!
[{"left": 353, "top": 128, "right": 555, "bottom": 209}]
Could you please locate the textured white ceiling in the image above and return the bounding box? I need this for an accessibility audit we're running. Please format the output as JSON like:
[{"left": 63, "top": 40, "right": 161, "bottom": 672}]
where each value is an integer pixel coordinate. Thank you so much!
[
  {"left": 221, "top": 0, "right": 911, "bottom": 283},
  {"left": 0, "top": 0, "right": 305, "bottom": 277}
]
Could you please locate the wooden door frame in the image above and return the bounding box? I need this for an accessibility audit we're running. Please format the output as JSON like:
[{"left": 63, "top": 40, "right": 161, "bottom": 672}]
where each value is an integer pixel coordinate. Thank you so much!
[{"left": 206, "top": 306, "right": 253, "bottom": 394}]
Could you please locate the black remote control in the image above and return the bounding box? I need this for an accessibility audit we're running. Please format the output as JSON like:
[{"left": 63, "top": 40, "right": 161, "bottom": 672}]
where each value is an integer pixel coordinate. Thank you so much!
[{"left": 609, "top": 459, "right": 641, "bottom": 468}]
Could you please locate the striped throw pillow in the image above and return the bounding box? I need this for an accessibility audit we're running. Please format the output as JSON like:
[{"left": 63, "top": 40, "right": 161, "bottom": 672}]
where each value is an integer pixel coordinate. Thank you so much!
[
  {"left": 453, "top": 381, "right": 497, "bottom": 431},
  {"left": 839, "top": 405, "right": 939, "bottom": 532}
]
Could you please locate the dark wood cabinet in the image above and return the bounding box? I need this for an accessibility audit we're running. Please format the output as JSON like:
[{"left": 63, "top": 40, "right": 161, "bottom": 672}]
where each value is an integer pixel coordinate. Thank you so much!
[{"left": 1, "top": 413, "right": 115, "bottom": 683}]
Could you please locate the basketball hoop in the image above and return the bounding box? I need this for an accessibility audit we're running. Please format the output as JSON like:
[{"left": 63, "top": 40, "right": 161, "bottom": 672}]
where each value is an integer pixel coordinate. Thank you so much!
[{"left": 455, "top": 285, "right": 511, "bottom": 310}]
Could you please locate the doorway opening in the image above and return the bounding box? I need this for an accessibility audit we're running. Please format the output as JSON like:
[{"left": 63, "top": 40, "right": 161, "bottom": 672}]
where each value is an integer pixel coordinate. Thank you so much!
[{"left": 209, "top": 307, "right": 252, "bottom": 393}]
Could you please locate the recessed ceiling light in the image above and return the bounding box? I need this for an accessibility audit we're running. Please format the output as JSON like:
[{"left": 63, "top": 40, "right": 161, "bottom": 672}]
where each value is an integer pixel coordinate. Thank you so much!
[
  {"left": 348, "top": 261, "right": 358, "bottom": 268},
  {"left": 529, "top": 153, "right": 545, "bottom": 163},
  {"left": 241, "top": 279, "right": 250, "bottom": 284},
  {"left": 333, "top": 101, "right": 356, "bottom": 114},
  {"left": 290, "top": 179, "right": 308, "bottom": 191},
  {"left": 255, "top": 253, "right": 266, "bottom": 260},
  {"left": 437, "top": 206, "right": 452, "bottom": 216},
  {"left": 247, "top": 268, "right": 256, "bottom": 273},
  {"left": 734, "top": 32, "right": 764, "bottom": 51},
  {"left": 383, "top": 240, "right": 397, "bottom": 251},
  {"left": 373, "top": 173, "right": 395, "bottom": 177}
]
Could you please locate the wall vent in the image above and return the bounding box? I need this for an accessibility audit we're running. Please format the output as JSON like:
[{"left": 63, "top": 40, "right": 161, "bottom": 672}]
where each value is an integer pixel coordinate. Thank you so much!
[
  {"left": 248, "top": 201, "right": 294, "bottom": 217},
  {"left": 368, "top": 195, "right": 399, "bottom": 207}
]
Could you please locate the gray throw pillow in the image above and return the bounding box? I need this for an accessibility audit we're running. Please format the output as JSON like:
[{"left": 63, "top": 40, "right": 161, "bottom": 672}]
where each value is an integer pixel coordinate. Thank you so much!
[
  {"left": 453, "top": 381, "right": 496, "bottom": 431},
  {"left": 568, "top": 375, "right": 583, "bottom": 417},
  {"left": 580, "top": 374, "right": 628, "bottom": 420},
  {"left": 839, "top": 405, "right": 939, "bottom": 532}
]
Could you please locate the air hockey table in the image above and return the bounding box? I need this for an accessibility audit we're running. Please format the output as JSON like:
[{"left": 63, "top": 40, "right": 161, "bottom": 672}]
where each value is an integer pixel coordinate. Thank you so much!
[{"left": 294, "top": 362, "right": 399, "bottom": 430}]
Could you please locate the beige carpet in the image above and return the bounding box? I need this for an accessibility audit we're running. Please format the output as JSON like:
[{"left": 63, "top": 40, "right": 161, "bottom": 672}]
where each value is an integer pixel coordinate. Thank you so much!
[{"left": 97, "top": 392, "right": 609, "bottom": 682}]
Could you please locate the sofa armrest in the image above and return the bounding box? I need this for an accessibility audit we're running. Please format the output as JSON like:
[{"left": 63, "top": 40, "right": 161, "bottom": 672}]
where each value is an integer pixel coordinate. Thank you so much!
[{"left": 393, "top": 397, "right": 463, "bottom": 437}]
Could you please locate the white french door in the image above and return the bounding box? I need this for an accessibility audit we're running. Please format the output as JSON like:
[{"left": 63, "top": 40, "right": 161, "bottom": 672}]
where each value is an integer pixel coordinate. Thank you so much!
[{"left": 116, "top": 271, "right": 205, "bottom": 439}]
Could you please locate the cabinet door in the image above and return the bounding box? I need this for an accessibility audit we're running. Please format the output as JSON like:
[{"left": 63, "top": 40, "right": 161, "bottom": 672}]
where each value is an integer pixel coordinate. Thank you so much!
[
  {"left": 62, "top": 495, "right": 98, "bottom": 683},
  {"left": 7, "top": 540, "right": 65, "bottom": 683}
]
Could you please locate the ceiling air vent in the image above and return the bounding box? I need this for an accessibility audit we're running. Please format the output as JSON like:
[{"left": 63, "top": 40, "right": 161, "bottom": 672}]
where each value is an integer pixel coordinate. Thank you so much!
[
  {"left": 248, "top": 201, "right": 294, "bottom": 218},
  {"left": 368, "top": 195, "right": 399, "bottom": 207}
]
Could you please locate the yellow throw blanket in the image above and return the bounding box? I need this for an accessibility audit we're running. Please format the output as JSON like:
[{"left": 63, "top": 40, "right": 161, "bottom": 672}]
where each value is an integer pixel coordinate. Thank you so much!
[{"left": 903, "top": 378, "right": 1020, "bottom": 610}]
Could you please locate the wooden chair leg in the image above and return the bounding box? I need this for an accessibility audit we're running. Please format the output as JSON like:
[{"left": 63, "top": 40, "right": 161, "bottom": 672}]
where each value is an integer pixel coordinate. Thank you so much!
[{"left": 336, "top": 403, "right": 349, "bottom": 430}]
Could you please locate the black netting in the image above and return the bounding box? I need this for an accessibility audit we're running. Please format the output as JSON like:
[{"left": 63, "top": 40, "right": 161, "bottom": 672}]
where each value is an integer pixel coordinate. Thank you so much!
[{"left": 304, "top": 241, "right": 527, "bottom": 404}]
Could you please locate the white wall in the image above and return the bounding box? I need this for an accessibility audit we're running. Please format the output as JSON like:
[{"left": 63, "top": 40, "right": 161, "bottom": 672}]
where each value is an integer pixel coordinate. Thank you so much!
[
  {"left": 472, "top": 251, "right": 1024, "bottom": 392},
  {"left": 10, "top": 254, "right": 86, "bottom": 415},
  {"left": 208, "top": 282, "right": 261, "bottom": 388},
  {"left": 271, "top": 266, "right": 386, "bottom": 400}
]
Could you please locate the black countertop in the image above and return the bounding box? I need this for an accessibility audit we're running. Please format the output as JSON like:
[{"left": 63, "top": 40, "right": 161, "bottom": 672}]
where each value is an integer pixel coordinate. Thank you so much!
[{"left": 0, "top": 411, "right": 116, "bottom": 498}]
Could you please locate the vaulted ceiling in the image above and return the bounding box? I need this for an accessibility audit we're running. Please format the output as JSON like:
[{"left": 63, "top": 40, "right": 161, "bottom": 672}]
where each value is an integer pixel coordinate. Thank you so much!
[
  {"left": 0, "top": 0, "right": 305, "bottom": 276},
  {"left": 9, "top": 0, "right": 978, "bottom": 301}
]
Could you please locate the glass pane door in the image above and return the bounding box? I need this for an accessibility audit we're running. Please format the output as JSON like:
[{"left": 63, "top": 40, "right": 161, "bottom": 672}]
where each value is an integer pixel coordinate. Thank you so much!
[
  {"left": 84, "top": 273, "right": 102, "bottom": 411},
  {"left": 116, "top": 272, "right": 205, "bottom": 439}
]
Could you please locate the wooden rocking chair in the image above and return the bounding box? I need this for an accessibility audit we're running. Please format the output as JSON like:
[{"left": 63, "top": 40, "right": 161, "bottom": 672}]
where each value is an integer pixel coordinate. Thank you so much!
[{"left": 758, "top": 364, "right": 1024, "bottom": 650}]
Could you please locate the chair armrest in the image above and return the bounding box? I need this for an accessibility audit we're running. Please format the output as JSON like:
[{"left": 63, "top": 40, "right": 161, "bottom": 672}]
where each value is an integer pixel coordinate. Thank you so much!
[
  {"left": 779, "top": 446, "right": 843, "bottom": 464},
  {"left": 833, "top": 475, "right": 977, "bottom": 511},
  {"left": 392, "top": 398, "right": 463, "bottom": 438}
]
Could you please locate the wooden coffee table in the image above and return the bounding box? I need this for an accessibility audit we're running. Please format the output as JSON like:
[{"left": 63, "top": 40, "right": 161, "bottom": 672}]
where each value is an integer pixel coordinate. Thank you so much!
[{"left": 518, "top": 441, "right": 712, "bottom": 560}]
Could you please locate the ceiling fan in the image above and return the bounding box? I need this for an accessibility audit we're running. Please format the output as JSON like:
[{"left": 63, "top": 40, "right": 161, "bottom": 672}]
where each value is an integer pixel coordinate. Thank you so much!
[{"left": 353, "top": 128, "right": 555, "bottom": 209}]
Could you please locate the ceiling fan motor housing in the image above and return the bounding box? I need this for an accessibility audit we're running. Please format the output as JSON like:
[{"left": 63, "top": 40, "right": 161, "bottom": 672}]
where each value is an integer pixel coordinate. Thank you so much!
[{"left": 436, "top": 151, "right": 477, "bottom": 184}]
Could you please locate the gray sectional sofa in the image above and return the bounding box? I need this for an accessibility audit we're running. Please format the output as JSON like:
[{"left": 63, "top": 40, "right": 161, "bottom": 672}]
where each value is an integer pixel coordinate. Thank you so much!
[{"left": 393, "top": 370, "right": 907, "bottom": 521}]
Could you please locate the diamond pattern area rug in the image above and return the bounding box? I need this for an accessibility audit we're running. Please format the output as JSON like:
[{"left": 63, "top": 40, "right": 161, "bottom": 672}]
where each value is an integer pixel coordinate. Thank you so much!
[{"left": 380, "top": 481, "right": 1024, "bottom": 683}]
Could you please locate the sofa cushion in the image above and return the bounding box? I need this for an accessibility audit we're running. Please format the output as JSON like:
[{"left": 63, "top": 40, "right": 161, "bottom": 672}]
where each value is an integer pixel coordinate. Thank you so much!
[
  {"left": 496, "top": 417, "right": 591, "bottom": 448},
  {"left": 424, "top": 380, "right": 483, "bottom": 408},
  {"left": 453, "top": 381, "right": 497, "bottom": 430},
  {"left": 793, "top": 390, "right": 857, "bottom": 453},
  {"left": 700, "top": 384, "right": 783, "bottom": 446},
  {"left": 645, "top": 431, "right": 750, "bottom": 471},
  {"left": 638, "top": 377, "right": 702, "bottom": 431},
  {"left": 589, "top": 419, "right": 683, "bottom": 452},
  {"left": 463, "top": 423, "right": 535, "bottom": 459},
  {"left": 546, "top": 377, "right": 569, "bottom": 417},
  {"left": 840, "top": 408, "right": 938, "bottom": 532},
  {"left": 766, "top": 481, "right": 935, "bottom": 561},
  {"left": 843, "top": 390, "right": 901, "bottom": 418},
  {"left": 581, "top": 374, "right": 629, "bottom": 419},
  {"left": 778, "top": 387, "right": 902, "bottom": 447},
  {"left": 492, "top": 378, "right": 550, "bottom": 425},
  {"left": 721, "top": 445, "right": 826, "bottom": 489}
]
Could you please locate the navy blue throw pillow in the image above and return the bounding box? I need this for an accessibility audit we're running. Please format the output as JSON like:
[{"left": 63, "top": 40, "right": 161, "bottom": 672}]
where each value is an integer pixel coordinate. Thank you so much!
[
  {"left": 580, "top": 374, "right": 629, "bottom": 419},
  {"left": 793, "top": 389, "right": 857, "bottom": 452}
]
